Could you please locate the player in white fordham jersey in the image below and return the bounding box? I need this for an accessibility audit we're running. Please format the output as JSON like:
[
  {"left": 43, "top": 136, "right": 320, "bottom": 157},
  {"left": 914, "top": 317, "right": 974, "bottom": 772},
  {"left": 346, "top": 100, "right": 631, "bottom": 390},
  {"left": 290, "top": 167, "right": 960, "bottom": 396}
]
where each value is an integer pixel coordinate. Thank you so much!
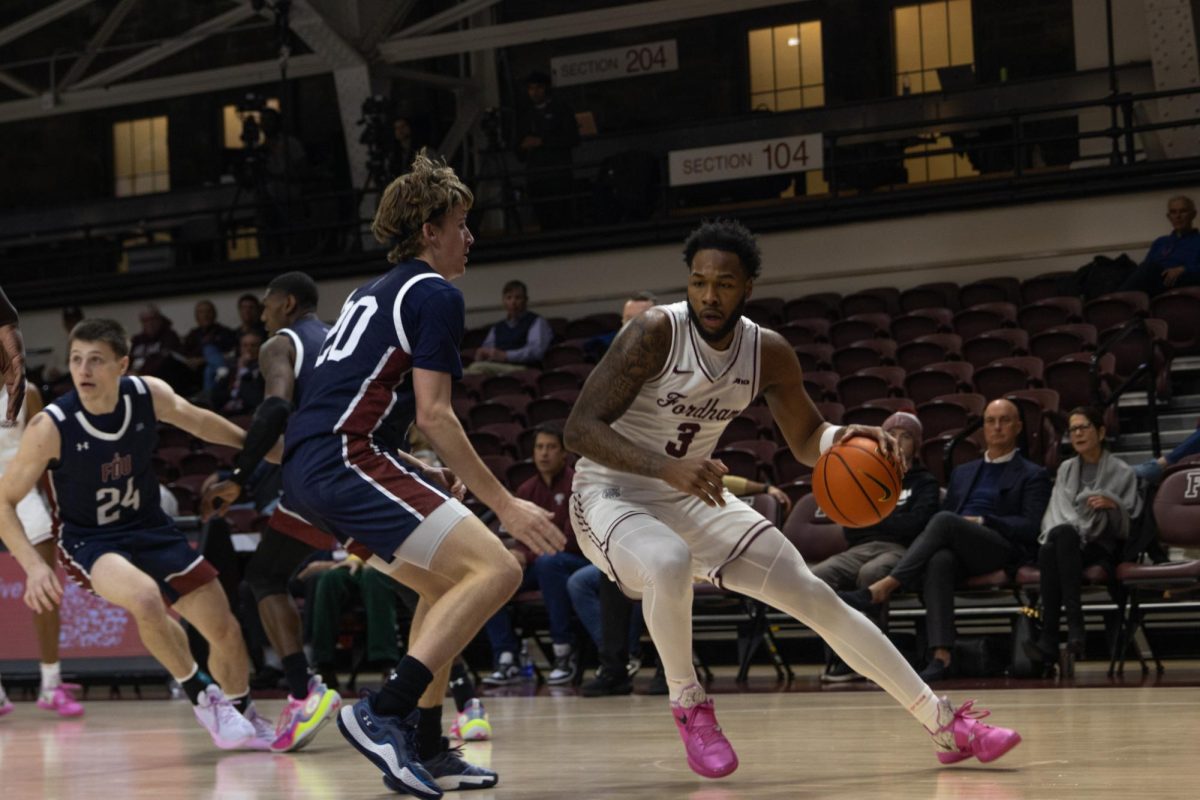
[{"left": 565, "top": 220, "right": 1021, "bottom": 779}]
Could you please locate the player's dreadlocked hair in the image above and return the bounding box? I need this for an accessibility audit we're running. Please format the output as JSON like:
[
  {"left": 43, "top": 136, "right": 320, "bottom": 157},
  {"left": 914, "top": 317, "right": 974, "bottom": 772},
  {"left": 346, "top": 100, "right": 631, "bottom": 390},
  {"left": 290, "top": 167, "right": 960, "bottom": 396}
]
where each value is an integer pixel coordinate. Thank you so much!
[
  {"left": 681, "top": 219, "right": 762, "bottom": 280},
  {"left": 372, "top": 150, "right": 474, "bottom": 264}
]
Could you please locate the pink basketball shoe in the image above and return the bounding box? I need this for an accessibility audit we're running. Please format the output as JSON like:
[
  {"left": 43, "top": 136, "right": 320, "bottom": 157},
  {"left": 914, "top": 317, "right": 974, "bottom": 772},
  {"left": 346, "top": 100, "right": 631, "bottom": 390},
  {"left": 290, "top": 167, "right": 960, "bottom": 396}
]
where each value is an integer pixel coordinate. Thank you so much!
[
  {"left": 671, "top": 695, "right": 738, "bottom": 779},
  {"left": 37, "top": 684, "right": 84, "bottom": 717},
  {"left": 933, "top": 699, "right": 1021, "bottom": 764}
]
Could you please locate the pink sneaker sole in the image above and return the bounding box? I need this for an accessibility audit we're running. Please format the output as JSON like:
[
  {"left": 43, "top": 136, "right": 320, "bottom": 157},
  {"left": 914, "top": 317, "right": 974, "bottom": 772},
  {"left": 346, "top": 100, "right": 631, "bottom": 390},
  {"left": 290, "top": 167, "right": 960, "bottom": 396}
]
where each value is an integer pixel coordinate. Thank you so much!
[
  {"left": 937, "top": 731, "right": 1022, "bottom": 765},
  {"left": 0, "top": 700, "right": 13, "bottom": 717}
]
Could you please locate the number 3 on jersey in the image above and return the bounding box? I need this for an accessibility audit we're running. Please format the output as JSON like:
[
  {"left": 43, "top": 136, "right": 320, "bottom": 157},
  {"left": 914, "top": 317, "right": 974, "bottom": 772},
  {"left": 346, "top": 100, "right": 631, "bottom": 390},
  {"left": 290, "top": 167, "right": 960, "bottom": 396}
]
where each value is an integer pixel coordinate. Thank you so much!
[
  {"left": 666, "top": 422, "right": 701, "bottom": 457},
  {"left": 317, "top": 297, "right": 378, "bottom": 365},
  {"left": 97, "top": 478, "right": 140, "bottom": 526}
]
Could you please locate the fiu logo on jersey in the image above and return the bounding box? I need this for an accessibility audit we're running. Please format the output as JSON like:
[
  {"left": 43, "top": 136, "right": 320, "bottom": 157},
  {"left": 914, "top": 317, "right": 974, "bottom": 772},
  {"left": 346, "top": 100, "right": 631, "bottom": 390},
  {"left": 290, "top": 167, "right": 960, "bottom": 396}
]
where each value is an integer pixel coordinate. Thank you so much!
[
  {"left": 100, "top": 453, "right": 133, "bottom": 483},
  {"left": 655, "top": 391, "right": 741, "bottom": 422}
]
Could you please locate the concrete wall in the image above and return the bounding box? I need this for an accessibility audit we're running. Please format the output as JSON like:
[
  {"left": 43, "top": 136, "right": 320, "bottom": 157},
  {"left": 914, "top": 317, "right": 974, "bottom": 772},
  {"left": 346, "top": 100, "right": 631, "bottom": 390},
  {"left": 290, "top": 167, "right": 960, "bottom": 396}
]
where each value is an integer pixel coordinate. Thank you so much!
[{"left": 18, "top": 185, "right": 1197, "bottom": 373}]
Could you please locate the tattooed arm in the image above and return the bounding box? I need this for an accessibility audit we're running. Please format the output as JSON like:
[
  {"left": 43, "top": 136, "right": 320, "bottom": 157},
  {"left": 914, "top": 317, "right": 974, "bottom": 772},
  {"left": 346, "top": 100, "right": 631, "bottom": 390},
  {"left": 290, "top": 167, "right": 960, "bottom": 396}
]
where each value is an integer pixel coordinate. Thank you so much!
[{"left": 563, "top": 308, "right": 728, "bottom": 505}]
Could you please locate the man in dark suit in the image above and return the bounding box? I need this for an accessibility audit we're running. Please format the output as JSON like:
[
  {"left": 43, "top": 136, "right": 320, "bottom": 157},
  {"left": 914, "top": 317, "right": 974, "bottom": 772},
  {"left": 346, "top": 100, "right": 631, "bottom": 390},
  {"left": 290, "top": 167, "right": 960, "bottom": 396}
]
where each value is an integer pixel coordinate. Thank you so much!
[{"left": 844, "top": 398, "right": 1051, "bottom": 681}]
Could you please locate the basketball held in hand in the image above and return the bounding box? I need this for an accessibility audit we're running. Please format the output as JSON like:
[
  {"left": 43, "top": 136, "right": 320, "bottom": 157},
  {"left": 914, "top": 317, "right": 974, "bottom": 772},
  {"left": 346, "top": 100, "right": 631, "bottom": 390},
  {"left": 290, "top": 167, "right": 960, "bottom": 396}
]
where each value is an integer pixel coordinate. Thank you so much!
[{"left": 812, "top": 436, "right": 901, "bottom": 527}]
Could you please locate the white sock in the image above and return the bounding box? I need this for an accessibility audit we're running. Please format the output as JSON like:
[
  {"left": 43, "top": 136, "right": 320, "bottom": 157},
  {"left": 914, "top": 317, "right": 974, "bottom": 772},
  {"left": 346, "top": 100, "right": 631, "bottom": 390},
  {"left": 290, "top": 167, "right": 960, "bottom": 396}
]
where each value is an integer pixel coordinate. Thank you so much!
[
  {"left": 174, "top": 662, "right": 200, "bottom": 684},
  {"left": 40, "top": 662, "right": 62, "bottom": 694},
  {"left": 0, "top": 673, "right": 8, "bottom": 703},
  {"left": 908, "top": 687, "right": 943, "bottom": 733},
  {"left": 552, "top": 643, "right": 572, "bottom": 658}
]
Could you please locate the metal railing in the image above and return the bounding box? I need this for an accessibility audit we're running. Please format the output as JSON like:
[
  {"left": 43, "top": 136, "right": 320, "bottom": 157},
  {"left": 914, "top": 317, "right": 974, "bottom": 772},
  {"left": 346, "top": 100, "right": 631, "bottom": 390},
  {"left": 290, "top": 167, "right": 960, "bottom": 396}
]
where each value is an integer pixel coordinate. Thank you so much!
[
  {"left": 5, "top": 82, "right": 1200, "bottom": 305},
  {"left": 1091, "top": 316, "right": 1163, "bottom": 457}
]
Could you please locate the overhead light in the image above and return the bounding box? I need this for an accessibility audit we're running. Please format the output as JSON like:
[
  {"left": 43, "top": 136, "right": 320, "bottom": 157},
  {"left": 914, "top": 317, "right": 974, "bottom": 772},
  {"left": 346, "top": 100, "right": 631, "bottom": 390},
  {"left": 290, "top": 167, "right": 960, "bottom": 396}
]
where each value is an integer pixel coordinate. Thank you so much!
[{"left": 787, "top": 37, "right": 799, "bottom": 46}]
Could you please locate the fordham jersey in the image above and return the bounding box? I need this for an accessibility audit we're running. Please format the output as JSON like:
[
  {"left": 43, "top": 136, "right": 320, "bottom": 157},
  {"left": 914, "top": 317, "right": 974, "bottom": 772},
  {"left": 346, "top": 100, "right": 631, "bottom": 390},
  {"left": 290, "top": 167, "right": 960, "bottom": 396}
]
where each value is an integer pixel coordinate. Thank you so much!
[
  {"left": 573, "top": 301, "right": 761, "bottom": 494},
  {"left": 274, "top": 314, "right": 331, "bottom": 410},
  {"left": 284, "top": 260, "right": 465, "bottom": 461},
  {"left": 42, "top": 376, "right": 171, "bottom": 537}
]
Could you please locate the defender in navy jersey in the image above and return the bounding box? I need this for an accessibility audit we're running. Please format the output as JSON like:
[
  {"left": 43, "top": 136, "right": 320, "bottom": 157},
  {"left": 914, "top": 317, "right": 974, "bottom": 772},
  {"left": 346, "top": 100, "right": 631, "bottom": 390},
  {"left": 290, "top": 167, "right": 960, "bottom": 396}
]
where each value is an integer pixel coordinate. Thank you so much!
[
  {"left": 0, "top": 319, "right": 270, "bottom": 750},
  {"left": 564, "top": 220, "right": 1021, "bottom": 778},
  {"left": 282, "top": 153, "right": 561, "bottom": 795}
]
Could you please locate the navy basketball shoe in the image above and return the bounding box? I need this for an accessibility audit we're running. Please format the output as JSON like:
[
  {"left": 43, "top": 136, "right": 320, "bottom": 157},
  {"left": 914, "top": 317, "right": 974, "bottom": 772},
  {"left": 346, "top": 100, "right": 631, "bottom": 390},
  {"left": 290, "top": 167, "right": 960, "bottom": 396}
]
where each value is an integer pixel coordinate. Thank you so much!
[
  {"left": 337, "top": 690, "right": 442, "bottom": 799},
  {"left": 383, "top": 737, "right": 499, "bottom": 793}
]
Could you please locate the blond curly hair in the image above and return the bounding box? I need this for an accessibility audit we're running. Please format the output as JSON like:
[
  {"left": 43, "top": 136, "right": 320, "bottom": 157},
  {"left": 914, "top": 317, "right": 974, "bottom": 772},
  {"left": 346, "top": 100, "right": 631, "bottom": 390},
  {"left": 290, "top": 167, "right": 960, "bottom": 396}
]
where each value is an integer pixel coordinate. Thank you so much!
[{"left": 372, "top": 150, "right": 474, "bottom": 263}]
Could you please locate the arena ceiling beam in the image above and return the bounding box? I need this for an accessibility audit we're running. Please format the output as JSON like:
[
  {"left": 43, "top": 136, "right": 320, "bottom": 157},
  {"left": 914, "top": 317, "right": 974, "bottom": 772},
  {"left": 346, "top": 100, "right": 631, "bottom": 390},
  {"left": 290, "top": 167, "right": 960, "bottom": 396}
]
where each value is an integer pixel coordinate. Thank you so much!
[
  {"left": 58, "top": 0, "right": 144, "bottom": 91},
  {"left": 70, "top": 3, "right": 257, "bottom": 91},
  {"left": 0, "top": 0, "right": 94, "bottom": 49},
  {"left": 390, "top": 0, "right": 503, "bottom": 39},
  {"left": 356, "top": 0, "right": 420, "bottom": 52},
  {"left": 377, "top": 0, "right": 795, "bottom": 62},
  {"left": 0, "top": 54, "right": 329, "bottom": 123},
  {"left": 0, "top": 70, "right": 38, "bottom": 98}
]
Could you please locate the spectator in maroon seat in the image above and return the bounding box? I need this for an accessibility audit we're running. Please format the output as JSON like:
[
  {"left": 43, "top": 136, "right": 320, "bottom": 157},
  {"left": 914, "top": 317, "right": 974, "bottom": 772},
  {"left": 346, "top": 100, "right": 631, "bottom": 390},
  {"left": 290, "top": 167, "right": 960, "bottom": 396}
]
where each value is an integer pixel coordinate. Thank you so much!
[
  {"left": 1025, "top": 406, "right": 1141, "bottom": 670},
  {"left": 212, "top": 331, "right": 265, "bottom": 416},
  {"left": 130, "top": 304, "right": 189, "bottom": 390},
  {"left": 183, "top": 300, "right": 238, "bottom": 398},
  {"left": 466, "top": 280, "right": 553, "bottom": 375},
  {"left": 235, "top": 293, "right": 268, "bottom": 342},
  {"left": 1119, "top": 195, "right": 1200, "bottom": 295},
  {"left": 481, "top": 422, "right": 588, "bottom": 687}
]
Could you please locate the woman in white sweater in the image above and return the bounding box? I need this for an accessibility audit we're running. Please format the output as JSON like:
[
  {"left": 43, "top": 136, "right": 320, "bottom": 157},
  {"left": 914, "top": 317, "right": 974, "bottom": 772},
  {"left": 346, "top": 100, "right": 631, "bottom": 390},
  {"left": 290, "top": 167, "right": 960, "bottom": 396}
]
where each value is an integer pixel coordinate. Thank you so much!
[{"left": 1026, "top": 406, "right": 1141, "bottom": 668}]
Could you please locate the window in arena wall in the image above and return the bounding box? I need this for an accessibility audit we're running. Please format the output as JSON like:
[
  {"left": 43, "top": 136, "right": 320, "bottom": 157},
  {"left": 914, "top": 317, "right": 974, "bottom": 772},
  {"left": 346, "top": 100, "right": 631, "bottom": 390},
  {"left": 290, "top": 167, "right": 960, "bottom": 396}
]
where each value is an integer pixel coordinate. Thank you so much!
[
  {"left": 903, "top": 133, "right": 978, "bottom": 183},
  {"left": 893, "top": 0, "right": 974, "bottom": 95},
  {"left": 748, "top": 21, "right": 824, "bottom": 112},
  {"left": 221, "top": 97, "right": 281, "bottom": 149},
  {"left": 113, "top": 116, "right": 169, "bottom": 197}
]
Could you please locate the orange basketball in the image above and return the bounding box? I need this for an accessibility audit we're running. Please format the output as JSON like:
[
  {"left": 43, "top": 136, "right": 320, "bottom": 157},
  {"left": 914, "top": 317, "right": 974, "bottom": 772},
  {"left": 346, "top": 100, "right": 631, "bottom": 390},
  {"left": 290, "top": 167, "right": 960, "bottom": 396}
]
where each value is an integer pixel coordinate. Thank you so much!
[{"left": 812, "top": 436, "right": 902, "bottom": 527}]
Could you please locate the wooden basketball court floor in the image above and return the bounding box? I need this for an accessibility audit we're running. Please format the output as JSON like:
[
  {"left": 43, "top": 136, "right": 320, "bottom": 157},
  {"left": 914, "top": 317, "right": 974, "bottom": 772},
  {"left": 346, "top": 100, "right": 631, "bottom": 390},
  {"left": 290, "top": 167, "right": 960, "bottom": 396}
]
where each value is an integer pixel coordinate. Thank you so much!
[{"left": 2, "top": 668, "right": 1198, "bottom": 800}]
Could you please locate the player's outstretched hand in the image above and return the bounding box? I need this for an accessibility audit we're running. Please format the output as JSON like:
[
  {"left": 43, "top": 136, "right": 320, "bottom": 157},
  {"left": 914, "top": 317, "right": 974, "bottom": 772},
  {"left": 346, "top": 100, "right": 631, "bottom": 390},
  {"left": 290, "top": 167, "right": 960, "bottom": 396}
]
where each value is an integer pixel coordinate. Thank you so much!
[
  {"left": 201, "top": 480, "right": 241, "bottom": 521},
  {"left": 24, "top": 560, "right": 62, "bottom": 613},
  {"left": 424, "top": 467, "right": 466, "bottom": 501},
  {"left": 838, "top": 424, "right": 908, "bottom": 473},
  {"left": 497, "top": 497, "right": 565, "bottom": 556},
  {"left": 662, "top": 457, "right": 729, "bottom": 507}
]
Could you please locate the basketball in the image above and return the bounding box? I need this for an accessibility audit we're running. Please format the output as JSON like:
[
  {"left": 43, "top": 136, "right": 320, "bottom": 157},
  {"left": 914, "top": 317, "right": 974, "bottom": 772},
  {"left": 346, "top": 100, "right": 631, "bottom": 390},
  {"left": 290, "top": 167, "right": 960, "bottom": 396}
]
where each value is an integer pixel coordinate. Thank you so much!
[{"left": 812, "top": 435, "right": 902, "bottom": 528}]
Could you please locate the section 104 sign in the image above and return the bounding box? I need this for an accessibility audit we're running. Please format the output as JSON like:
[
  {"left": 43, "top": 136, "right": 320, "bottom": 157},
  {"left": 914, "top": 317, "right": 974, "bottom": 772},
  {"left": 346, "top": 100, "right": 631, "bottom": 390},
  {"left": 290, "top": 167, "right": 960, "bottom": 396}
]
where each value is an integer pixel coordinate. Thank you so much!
[{"left": 668, "top": 134, "right": 824, "bottom": 187}]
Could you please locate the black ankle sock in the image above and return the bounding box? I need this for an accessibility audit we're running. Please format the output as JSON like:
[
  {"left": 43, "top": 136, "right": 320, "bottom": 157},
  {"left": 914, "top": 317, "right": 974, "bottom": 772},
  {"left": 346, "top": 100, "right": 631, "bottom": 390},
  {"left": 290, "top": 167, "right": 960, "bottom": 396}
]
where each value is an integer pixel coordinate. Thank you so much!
[
  {"left": 180, "top": 670, "right": 213, "bottom": 705},
  {"left": 448, "top": 662, "right": 475, "bottom": 713},
  {"left": 229, "top": 692, "right": 251, "bottom": 715},
  {"left": 417, "top": 705, "right": 444, "bottom": 760},
  {"left": 282, "top": 652, "right": 311, "bottom": 698},
  {"left": 373, "top": 656, "right": 433, "bottom": 719}
]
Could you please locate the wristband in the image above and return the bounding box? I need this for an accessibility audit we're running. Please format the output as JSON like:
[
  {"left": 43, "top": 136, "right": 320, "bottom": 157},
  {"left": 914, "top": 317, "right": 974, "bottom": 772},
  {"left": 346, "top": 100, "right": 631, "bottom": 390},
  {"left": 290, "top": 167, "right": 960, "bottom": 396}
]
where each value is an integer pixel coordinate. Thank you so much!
[{"left": 819, "top": 425, "right": 844, "bottom": 454}]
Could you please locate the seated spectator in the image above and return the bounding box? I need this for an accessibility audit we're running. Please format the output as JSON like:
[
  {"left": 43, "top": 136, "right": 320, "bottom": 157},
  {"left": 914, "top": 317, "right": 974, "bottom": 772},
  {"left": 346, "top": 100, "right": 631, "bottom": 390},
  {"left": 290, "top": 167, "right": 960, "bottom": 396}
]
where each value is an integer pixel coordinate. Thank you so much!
[
  {"left": 308, "top": 550, "right": 401, "bottom": 684},
  {"left": 843, "top": 398, "right": 1051, "bottom": 681},
  {"left": 465, "top": 280, "right": 553, "bottom": 375},
  {"left": 1026, "top": 407, "right": 1141, "bottom": 668},
  {"left": 236, "top": 293, "right": 268, "bottom": 341},
  {"left": 129, "top": 304, "right": 190, "bottom": 389},
  {"left": 482, "top": 423, "right": 588, "bottom": 686},
  {"left": 1119, "top": 195, "right": 1200, "bottom": 295},
  {"left": 583, "top": 290, "right": 657, "bottom": 361},
  {"left": 812, "top": 412, "right": 939, "bottom": 682},
  {"left": 211, "top": 331, "right": 265, "bottom": 415},
  {"left": 1134, "top": 423, "right": 1200, "bottom": 484},
  {"left": 182, "top": 300, "right": 238, "bottom": 396}
]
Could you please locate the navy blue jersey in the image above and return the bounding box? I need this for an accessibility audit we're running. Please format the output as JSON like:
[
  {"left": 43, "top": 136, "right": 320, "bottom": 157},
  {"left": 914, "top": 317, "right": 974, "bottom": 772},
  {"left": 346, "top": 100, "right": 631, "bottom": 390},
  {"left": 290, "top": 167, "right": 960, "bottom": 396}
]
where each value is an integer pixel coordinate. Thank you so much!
[
  {"left": 275, "top": 314, "right": 331, "bottom": 410},
  {"left": 285, "top": 260, "right": 464, "bottom": 459},
  {"left": 43, "top": 376, "right": 171, "bottom": 536}
]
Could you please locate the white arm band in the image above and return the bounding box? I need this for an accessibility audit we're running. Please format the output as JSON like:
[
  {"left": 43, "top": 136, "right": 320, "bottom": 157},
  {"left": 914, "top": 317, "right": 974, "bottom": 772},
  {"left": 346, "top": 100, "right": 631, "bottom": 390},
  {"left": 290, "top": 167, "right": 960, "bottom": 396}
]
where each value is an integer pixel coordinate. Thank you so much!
[{"left": 819, "top": 424, "right": 844, "bottom": 454}]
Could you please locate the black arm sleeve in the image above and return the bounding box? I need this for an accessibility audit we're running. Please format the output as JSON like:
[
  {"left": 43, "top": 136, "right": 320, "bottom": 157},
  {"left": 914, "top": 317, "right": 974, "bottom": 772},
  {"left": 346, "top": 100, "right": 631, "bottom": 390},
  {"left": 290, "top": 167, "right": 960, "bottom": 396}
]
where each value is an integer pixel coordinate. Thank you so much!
[{"left": 232, "top": 395, "right": 292, "bottom": 484}]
